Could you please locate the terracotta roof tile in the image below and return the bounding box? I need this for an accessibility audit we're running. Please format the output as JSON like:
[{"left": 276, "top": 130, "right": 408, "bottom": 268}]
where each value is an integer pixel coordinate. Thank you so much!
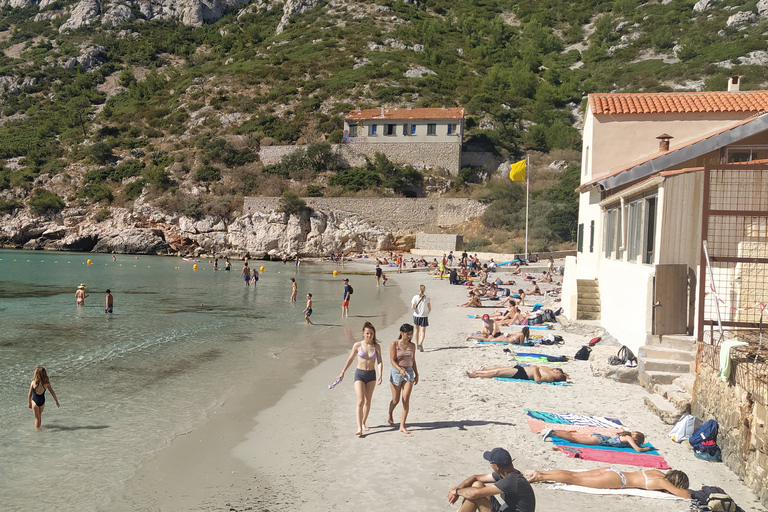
[
  {"left": 589, "top": 91, "right": 768, "bottom": 115},
  {"left": 345, "top": 107, "right": 465, "bottom": 121}
]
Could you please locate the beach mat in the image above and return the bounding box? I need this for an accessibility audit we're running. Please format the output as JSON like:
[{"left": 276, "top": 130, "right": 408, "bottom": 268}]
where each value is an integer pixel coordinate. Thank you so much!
[
  {"left": 527, "top": 420, "right": 621, "bottom": 437},
  {"left": 552, "top": 444, "right": 671, "bottom": 469},
  {"left": 493, "top": 377, "right": 571, "bottom": 386},
  {"left": 550, "top": 437, "right": 661, "bottom": 456},
  {"left": 546, "top": 483, "right": 684, "bottom": 500},
  {"left": 525, "top": 410, "right": 624, "bottom": 428}
]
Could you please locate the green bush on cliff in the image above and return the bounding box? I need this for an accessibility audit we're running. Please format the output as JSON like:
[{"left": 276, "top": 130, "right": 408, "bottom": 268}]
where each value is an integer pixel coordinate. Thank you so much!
[
  {"left": 278, "top": 191, "right": 309, "bottom": 216},
  {"left": 28, "top": 188, "right": 65, "bottom": 215},
  {"left": 0, "top": 197, "right": 22, "bottom": 214}
]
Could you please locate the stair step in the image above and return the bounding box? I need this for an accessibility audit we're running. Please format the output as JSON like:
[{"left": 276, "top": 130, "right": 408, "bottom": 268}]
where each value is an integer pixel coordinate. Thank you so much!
[
  {"left": 644, "top": 393, "right": 685, "bottom": 425},
  {"left": 577, "top": 304, "right": 601, "bottom": 313},
  {"left": 578, "top": 293, "right": 601, "bottom": 300},
  {"left": 638, "top": 370, "right": 681, "bottom": 388},
  {"left": 653, "top": 335, "right": 698, "bottom": 351},
  {"left": 674, "top": 374, "right": 696, "bottom": 395},
  {"left": 638, "top": 346, "right": 695, "bottom": 362},
  {"left": 638, "top": 358, "right": 692, "bottom": 374},
  {"left": 577, "top": 312, "right": 600, "bottom": 320}
]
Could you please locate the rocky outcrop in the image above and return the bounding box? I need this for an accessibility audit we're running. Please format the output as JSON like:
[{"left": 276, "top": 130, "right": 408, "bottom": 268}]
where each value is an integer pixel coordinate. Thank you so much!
[
  {"left": 59, "top": 0, "right": 101, "bottom": 31},
  {"left": 93, "top": 228, "right": 170, "bottom": 254},
  {"left": 62, "top": 45, "right": 106, "bottom": 71},
  {"left": 276, "top": 0, "right": 324, "bottom": 34},
  {"left": 101, "top": 3, "right": 135, "bottom": 26}
]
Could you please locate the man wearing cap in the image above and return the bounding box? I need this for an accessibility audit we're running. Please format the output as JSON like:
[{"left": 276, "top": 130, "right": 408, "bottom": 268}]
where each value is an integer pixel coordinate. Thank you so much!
[
  {"left": 341, "top": 278, "right": 352, "bottom": 318},
  {"left": 448, "top": 447, "right": 535, "bottom": 512}
]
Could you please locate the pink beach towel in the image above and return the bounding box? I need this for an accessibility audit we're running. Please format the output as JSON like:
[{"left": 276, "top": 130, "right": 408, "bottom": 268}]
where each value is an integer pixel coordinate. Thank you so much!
[{"left": 554, "top": 445, "right": 671, "bottom": 469}]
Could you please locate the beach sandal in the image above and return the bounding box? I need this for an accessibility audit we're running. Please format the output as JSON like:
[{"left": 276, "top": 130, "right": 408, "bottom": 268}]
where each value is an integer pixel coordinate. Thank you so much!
[{"left": 542, "top": 428, "right": 554, "bottom": 441}]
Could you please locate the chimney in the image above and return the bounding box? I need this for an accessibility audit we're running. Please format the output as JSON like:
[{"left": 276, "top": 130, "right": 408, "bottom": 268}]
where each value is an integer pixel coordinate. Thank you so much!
[
  {"left": 728, "top": 76, "right": 741, "bottom": 92},
  {"left": 657, "top": 133, "right": 673, "bottom": 153}
]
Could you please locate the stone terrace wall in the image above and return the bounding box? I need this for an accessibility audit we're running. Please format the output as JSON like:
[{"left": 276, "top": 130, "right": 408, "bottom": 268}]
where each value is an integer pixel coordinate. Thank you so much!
[
  {"left": 416, "top": 233, "right": 463, "bottom": 251},
  {"left": 692, "top": 365, "right": 768, "bottom": 507},
  {"left": 259, "top": 142, "right": 462, "bottom": 174},
  {"left": 243, "top": 197, "right": 485, "bottom": 233},
  {"left": 461, "top": 151, "right": 505, "bottom": 173}
]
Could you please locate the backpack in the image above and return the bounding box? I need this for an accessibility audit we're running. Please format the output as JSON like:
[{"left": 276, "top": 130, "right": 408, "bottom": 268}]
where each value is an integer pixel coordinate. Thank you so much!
[
  {"left": 542, "top": 309, "right": 556, "bottom": 323},
  {"left": 689, "top": 419, "right": 719, "bottom": 451},
  {"left": 530, "top": 315, "right": 542, "bottom": 325},
  {"left": 708, "top": 493, "right": 737, "bottom": 512},
  {"left": 574, "top": 345, "right": 592, "bottom": 360},
  {"left": 668, "top": 414, "right": 695, "bottom": 443},
  {"left": 348, "top": 285, "right": 354, "bottom": 294}
]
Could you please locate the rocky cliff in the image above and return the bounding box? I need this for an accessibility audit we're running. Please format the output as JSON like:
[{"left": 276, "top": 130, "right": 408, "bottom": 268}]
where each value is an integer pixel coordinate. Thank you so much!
[
  {"left": 4, "top": 0, "right": 325, "bottom": 29},
  {"left": 0, "top": 200, "right": 394, "bottom": 258}
]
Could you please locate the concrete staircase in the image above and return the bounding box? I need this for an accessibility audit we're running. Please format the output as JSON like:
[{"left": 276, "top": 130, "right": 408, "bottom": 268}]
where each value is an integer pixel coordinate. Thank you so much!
[
  {"left": 576, "top": 279, "right": 600, "bottom": 320},
  {"left": 638, "top": 335, "right": 697, "bottom": 424}
]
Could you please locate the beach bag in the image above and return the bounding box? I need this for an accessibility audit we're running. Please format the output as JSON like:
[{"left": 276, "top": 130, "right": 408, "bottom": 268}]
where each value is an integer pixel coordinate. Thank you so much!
[
  {"left": 542, "top": 309, "right": 556, "bottom": 323},
  {"left": 348, "top": 285, "right": 354, "bottom": 294},
  {"left": 668, "top": 414, "right": 695, "bottom": 443},
  {"left": 530, "top": 315, "right": 542, "bottom": 325},
  {"left": 574, "top": 345, "right": 592, "bottom": 360},
  {"left": 708, "top": 493, "right": 737, "bottom": 512},
  {"left": 546, "top": 355, "right": 568, "bottom": 363},
  {"left": 607, "top": 355, "right": 623, "bottom": 365},
  {"left": 689, "top": 419, "right": 719, "bottom": 451}
]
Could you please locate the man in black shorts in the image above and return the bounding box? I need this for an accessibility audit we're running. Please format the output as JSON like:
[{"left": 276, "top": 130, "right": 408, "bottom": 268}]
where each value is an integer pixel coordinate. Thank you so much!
[{"left": 448, "top": 447, "right": 536, "bottom": 512}]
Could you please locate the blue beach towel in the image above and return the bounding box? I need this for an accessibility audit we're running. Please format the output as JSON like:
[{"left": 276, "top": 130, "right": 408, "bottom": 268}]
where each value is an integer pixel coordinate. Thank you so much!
[
  {"left": 494, "top": 377, "right": 571, "bottom": 386},
  {"left": 550, "top": 437, "right": 660, "bottom": 456}
]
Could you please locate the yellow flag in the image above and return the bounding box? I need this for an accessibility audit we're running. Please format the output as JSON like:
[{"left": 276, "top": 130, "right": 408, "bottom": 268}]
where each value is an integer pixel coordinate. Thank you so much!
[{"left": 509, "top": 159, "right": 526, "bottom": 181}]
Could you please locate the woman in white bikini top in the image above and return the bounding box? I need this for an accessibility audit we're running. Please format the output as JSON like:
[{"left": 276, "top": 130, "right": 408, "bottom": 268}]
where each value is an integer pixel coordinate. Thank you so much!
[{"left": 525, "top": 467, "right": 691, "bottom": 499}]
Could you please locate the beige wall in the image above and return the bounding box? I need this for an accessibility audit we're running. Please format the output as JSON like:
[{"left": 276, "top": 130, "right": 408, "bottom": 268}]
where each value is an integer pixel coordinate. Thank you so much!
[{"left": 584, "top": 110, "right": 756, "bottom": 180}]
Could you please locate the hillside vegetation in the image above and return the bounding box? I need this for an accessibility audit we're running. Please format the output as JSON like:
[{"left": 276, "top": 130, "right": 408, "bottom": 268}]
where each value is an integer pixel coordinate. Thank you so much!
[{"left": 1, "top": 0, "right": 767, "bottom": 252}]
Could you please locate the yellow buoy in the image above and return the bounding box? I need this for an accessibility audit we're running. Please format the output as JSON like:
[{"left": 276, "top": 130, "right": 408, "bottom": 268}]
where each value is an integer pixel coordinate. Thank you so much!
[
  {"left": 333, "top": 270, "right": 338, "bottom": 275},
  {"left": 87, "top": 259, "right": 93, "bottom": 265},
  {"left": 193, "top": 264, "right": 198, "bottom": 270},
  {"left": 260, "top": 266, "right": 265, "bottom": 272}
]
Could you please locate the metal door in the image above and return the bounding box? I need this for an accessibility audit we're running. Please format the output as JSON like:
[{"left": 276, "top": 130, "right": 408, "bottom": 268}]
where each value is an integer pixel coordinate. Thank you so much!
[{"left": 653, "top": 264, "right": 689, "bottom": 335}]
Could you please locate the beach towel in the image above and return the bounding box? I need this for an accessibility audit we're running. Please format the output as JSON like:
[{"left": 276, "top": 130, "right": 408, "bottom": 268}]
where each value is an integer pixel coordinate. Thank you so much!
[
  {"left": 552, "top": 444, "right": 670, "bottom": 469},
  {"left": 494, "top": 377, "right": 571, "bottom": 386},
  {"left": 546, "top": 483, "right": 684, "bottom": 500},
  {"left": 525, "top": 410, "right": 624, "bottom": 428},
  {"left": 514, "top": 356, "right": 568, "bottom": 365}
]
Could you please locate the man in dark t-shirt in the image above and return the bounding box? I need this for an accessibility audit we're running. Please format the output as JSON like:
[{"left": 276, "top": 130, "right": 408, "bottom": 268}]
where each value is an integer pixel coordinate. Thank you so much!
[{"left": 448, "top": 447, "right": 535, "bottom": 512}]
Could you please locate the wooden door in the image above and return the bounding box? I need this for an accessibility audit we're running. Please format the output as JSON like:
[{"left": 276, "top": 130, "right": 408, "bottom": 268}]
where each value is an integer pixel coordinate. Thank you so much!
[{"left": 653, "top": 264, "right": 689, "bottom": 335}]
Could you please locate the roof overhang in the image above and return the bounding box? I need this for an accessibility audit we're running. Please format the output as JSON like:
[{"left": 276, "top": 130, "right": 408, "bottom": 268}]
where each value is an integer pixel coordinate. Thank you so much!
[{"left": 579, "top": 112, "right": 768, "bottom": 193}]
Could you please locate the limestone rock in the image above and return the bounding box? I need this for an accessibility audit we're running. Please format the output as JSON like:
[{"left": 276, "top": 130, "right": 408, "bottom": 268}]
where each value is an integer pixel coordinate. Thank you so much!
[
  {"left": 726, "top": 11, "right": 757, "bottom": 28},
  {"left": 59, "top": 0, "right": 101, "bottom": 32},
  {"left": 405, "top": 66, "right": 436, "bottom": 78},
  {"left": 276, "top": 0, "right": 323, "bottom": 34},
  {"left": 102, "top": 3, "right": 135, "bottom": 26},
  {"left": 93, "top": 228, "right": 170, "bottom": 254},
  {"left": 693, "top": 0, "right": 713, "bottom": 12},
  {"left": 760, "top": 0, "right": 768, "bottom": 20}
]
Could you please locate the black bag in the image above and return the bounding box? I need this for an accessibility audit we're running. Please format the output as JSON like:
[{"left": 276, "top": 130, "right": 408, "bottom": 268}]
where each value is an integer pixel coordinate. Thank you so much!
[
  {"left": 617, "top": 345, "right": 636, "bottom": 364},
  {"left": 546, "top": 355, "right": 568, "bottom": 363},
  {"left": 574, "top": 345, "right": 592, "bottom": 360},
  {"left": 348, "top": 285, "right": 354, "bottom": 294}
]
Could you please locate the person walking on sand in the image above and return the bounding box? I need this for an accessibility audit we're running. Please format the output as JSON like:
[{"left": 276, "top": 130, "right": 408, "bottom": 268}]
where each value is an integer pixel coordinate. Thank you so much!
[
  {"left": 105, "top": 289, "right": 113, "bottom": 313},
  {"left": 28, "top": 366, "right": 60, "bottom": 429},
  {"left": 337, "top": 321, "right": 383, "bottom": 436},
  {"left": 387, "top": 323, "right": 418, "bottom": 434},
  {"left": 375, "top": 263, "right": 383, "bottom": 287},
  {"left": 397, "top": 253, "right": 402, "bottom": 274},
  {"left": 303, "top": 293, "right": 313, "bottom": 324},
  {"left": 524, "top": 467, "right": 690, "bottom": 498},
  {"left": 241, "top": 264, "right": 251, "bottom": 286},
  {"left": 341, "top": 278, "right": 352, "bottom": 317},
  {"left": 75, "top": 284, "right": 88, "bottom": 306},
  {"left": 448, "top": 447, "right": 535, "bottom": 512},
  {"left": 411, "top": 285, "right": 431, "bottom": 352},
  {"left": 290, "top": 278, "right": 297, "bottom": 302},
  {"left": 440, "top": 254, "right": 447, "bottom": 280}
]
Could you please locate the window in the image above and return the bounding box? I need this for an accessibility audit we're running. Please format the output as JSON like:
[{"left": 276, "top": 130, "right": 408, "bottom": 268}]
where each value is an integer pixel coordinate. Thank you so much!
[
  {"left": 410, "top": 124, "right": 417, "bottom": 135},
  {"left": 726, "top": 146, "right": 768, "bottom": 163},
  {"left": 402, "top": 123, "right": 408, "bottom": 136},
  {"left": 627, "top": 199, "right": 642, "bottom": 262},
  {"left": 584, "top": 146, "right": 589, "bottom": 176},
  {"left": 386, "top": 124, "right": 396, "bottom": 136},
  {"left": 447, "top": 123, "right": 457, "bottom": 135},
  {"left": 427, "top": 123, "right": 436, "bottom": 135},
  {"left": 577, "top": 223, "right": 584, "bottom": 253},
  {"left": 369, "top": 124, "right": 377, "bottom": 136},
  {"left": 348, "top": 124, "right": 357, "bottom": 137},
  {"left": 626, "top": 194, "right": 657, "bottom": 264},
  {"left": 603, "top": 209, "right": 617, "bottom": 258},
  {"left": 644, "top": 196, "right": 657, "bottom": 264}
]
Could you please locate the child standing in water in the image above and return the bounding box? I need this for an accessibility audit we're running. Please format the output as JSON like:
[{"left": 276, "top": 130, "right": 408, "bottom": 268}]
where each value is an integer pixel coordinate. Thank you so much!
[
  {"left": 27, "top": 366, "right": 60, "bottom": 429},
  {"left": 303, "top": 293, "right": 313, "bottom": 324}
]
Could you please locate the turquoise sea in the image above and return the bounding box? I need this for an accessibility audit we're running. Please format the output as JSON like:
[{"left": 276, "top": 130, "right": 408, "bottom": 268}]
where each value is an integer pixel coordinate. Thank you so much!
[{"left": 0, "top": 249, "right": 403, "bottom": 511}]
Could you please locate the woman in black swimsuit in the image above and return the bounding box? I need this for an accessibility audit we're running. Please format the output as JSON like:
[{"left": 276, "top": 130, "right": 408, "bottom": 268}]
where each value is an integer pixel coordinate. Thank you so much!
[
  {"left": 338, "top": 322, "right": 383, "bottom": 436},
  {"left": 27, "top": 366, "right": 60, "bottom": 429}
]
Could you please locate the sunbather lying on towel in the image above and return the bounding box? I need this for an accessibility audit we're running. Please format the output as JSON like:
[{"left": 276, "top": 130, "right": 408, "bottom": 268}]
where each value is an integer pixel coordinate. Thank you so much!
[
  {"left": 466, "top": 363, "right": 567, "bottom": 383},
  {"left": 467, "top": 327, "right": 530, "bottom": 344},
  {"left": 541, "top": 428, "right": 651, "bottom": 452},
  {"left": 459, "top": 292, "right": 483, "bottom": 308},
  {"left": 524, "top": 468, "right": 690, "bottom": 499}
]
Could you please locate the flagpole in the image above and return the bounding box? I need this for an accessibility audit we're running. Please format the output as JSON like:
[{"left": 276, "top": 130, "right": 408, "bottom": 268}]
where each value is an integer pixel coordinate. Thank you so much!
[{"left": 524, "top": 154, "right": 529, "bottom": 262}]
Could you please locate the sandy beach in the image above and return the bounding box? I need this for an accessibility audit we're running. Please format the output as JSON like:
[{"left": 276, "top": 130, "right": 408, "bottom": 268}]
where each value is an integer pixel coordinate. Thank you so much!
[{"left": 113, "top": 263, "right": 765, "bottom": 512}]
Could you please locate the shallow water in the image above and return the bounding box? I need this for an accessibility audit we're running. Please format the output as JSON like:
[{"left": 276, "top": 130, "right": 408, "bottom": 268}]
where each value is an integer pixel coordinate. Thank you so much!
[{"left": 0, "top": 250, "right": 402, "bottom": 511}]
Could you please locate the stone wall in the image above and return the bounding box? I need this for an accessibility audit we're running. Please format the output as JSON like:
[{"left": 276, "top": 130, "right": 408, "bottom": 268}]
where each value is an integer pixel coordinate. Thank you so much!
[
  {"left": 461, "top": 151, "right": 505, "bottom": 173},
  {"left": 692, "top": 362, "right": 768, "bottom": 507},
  {"left": 243, "top": 197, "right": 486, "bottom": 233},
  {"left": 259, "top": 142, "right": 463, "bottom": 174},
  {"left": 416, "top": 233, "right": 463, "bottom": 251}
]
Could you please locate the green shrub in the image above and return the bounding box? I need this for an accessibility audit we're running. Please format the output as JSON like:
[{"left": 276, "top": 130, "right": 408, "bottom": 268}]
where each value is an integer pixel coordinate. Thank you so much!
[
  {"left": 94, "top": 208, "right": 112, "bottom": 222},
  {"left": 328, "top": 168, "right": 382, "bottom": 191},
  {"left": 462, "top": 237, "right": 491, "bottom": 251},
  {"left": 123, "top": 179, "right": 146, "bottom": 200},
  {"left": 0, "top": 197, "right": 22, "bottom": 214},
  {"left": 196, "top": 165, "right": 222, "bottom": 182},
  {"left": 85, "top": 141, "right": 114, "bottom": 165},
  {"left": 79, "top": 182, "right": 114, "bottom": 203},
  {"left": 28, "top": 188, "right": 65, "bottom": 215},
  {"left": 278, "top": 191, "right": 309, "bottom": 215},
  {"left": 143, "top": 166, "right": 171, "bottom": 190},
  {"left": 305, "top": 184, "right": 323, "bottom": 197}
]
